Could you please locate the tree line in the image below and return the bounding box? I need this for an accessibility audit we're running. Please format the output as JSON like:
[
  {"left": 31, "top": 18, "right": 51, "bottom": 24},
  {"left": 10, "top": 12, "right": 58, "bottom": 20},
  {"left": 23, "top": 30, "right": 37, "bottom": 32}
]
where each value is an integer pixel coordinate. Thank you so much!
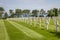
[{"left": 0, "top": 7, "right": 60, "bottom": 19}]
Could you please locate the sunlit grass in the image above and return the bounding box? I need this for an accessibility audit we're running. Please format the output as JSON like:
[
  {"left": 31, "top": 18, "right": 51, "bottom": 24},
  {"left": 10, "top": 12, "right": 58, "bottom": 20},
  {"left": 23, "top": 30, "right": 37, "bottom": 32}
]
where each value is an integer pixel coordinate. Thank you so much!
[
  {"left": 10, "top": 18, "right": 60, "bottom": 40},
  {"left": 0, "top": 17, "right": 60, "bottom": 40}
]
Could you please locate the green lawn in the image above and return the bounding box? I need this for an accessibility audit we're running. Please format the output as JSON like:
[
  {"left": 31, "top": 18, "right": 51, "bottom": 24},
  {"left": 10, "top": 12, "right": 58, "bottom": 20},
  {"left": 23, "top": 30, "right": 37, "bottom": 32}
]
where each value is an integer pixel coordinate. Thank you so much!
[{"left": 0, "top": 18, "right": 60, "bottom": 40}]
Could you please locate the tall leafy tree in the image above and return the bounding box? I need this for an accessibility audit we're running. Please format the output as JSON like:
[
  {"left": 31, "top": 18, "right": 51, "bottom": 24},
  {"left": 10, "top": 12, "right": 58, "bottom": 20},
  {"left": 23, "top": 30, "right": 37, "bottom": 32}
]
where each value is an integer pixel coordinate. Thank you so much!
[
  {"left": 22, "top": 9, "right": 30, "bottom": 17},
  {"left": 53, "top": 8, "right": 58, "bottom": 16},
  {"left": 47, "top": 9, "right": 55, "bottom": 17},
  {"left": 4, "top": 12, "right": 8, "bottom": 19},
  {"left": 40, "top": 9, "right": 45, "bottom": 14},
  {"left": 9, "top": 9, "right": 14, "bottom": 17},
  {"left": 15, "top": 9, "right": 22, "bottom": 17},
  {"left": 11, "top": 12, "right": 14, "bottom": 18},
  {"left": 40, "top": 9, "right": 45, "bottom": 17},
  {"left": 0, "top": 7, "right": 5, "bottom": 18},
  {"left": 9, "top": 9, "right": 13, "bottom": 17},
  {"left": 0, "top": 7, "right": 4, "bottom": 11},
  {"left": 9, "top": 9, "right": 13, "bottom": 14},
  {"left": 32, "top": 9, "right": 39, "bottom": 17}
]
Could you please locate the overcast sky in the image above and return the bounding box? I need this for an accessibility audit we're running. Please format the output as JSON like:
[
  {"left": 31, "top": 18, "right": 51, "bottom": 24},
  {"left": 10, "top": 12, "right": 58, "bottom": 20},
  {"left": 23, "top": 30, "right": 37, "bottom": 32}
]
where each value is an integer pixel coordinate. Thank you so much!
[{"left": 0, "top": 0, "right": 60, "bottom": 12}]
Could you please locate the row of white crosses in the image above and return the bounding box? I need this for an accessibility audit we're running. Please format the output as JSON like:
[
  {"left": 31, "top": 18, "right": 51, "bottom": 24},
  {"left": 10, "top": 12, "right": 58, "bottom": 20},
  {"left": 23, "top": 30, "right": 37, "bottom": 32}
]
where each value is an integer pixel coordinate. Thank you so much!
[
  {"left": 46, "top": 17, "right": 59, "bottom": 32},
  {"left": 21, "top": 17, "right": 59, "bottom": 32},
  {"left": 56, "top": 20, "right": 59, "bottom": 32},
  {"left": 33, "top": 17, "right": 36, "bottom": 27},
  {"left": 23, "top": 17, "right": 41, "bottom": 27},
  {"left": 46, "top": 17, "right": 50, "bottom": 30},
  {"left": 54, "top": 17, "right": 59, "bottom": 32}
]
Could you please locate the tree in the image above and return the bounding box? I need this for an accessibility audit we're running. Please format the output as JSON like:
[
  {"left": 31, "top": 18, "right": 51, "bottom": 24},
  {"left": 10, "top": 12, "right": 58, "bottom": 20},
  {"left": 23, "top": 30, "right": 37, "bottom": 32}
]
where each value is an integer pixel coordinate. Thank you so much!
[
  {"left": 0, "top": 7, "right": 5, "bottom": 18},
  {"left": 9, "top": 9, "right": 13, "bottom": 14},
  {"left": 53, "top": 8, "right": 58, "bottom": 16},
  {"left": 0, "top": 7, "right": 5, "bottom": 11},
  {"left": 32, "top": 9, "right": 39, "bottom": 17},
  {"left": 40, "top": 9, "right": 45, "bottom": 17},
  {"left": 47, "top": 9, "right": 55, "bottom": 18},
  {"left": 40, "top": 9, "right": 45, "bottom": 14},
  {"left": 9, "top": 9, "right": 14, "bottom": 17},
  {"left": 15, "top": 9, "right": 22, "bottom": 17},
  {"left": 4, "top": 12, "right": 8, "bottom": 19},
  {"left": 22, "top": 9, "right": 30, "bottom": 24},
  {"left": 11, "top": 12, "right": 14, "bottom": 18},
  {"left": 22, "top": 9, "right": 30, "bottom": 17}
]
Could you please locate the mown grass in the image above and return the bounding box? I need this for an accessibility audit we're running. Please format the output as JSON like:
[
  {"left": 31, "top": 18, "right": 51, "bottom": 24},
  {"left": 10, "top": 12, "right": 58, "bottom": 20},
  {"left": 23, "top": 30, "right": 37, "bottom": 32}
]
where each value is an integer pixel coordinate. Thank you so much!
[
  {"left": 0, "top": 20, "right": 9, "bottom": 40},
  {"left": 0, "top": 20, "right": 5, "bottom": 40},
  {"left": 11, "top": 18, "right": 60, "bottom": 40},
  {"left": 4, "top": 20, "right": 38, "bottom": 40},
  {"left": 0, "top": 18, "right": 60, "bottom": 40}
]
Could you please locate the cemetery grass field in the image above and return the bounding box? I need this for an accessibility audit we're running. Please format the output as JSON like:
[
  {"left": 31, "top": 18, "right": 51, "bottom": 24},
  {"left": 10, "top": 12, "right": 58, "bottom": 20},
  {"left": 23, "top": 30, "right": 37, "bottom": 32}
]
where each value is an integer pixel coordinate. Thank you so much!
[{"left": 0, "top": 17, "right": 60, "bottom": 40}]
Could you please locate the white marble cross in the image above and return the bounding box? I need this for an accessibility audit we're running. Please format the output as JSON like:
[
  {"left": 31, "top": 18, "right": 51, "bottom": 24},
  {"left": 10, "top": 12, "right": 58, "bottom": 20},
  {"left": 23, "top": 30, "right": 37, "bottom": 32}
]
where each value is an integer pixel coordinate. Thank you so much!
[
  {"left": 56, "top": 20, "right": 59, "bottom": 32},
  {"left": 46, "top": 17, "right": 50, "bottom": 30}
]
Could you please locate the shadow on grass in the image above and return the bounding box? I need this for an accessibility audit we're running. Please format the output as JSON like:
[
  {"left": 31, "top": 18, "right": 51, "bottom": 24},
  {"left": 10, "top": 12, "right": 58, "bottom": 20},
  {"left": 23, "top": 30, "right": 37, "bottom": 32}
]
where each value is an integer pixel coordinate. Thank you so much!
[{"left": 49, "top": 31, "right": 60, "bottom": 38}]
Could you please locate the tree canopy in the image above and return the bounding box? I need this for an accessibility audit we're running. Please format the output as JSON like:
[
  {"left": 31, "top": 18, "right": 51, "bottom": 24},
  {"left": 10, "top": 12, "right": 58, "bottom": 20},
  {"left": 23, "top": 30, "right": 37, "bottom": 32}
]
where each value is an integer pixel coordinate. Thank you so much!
[
  {"left": 0, "top": 7, "right": 5, "bottom": 18},
  {"left": 32, "top": 9, "right": 39, "bottom": 17},
  {"left": 22, "top": 9, "right": 30, "bottom": 14},
  {"left": 40, "top": 9, "right": 45, "bottom": 14},
  {"left": 0, "top": 7, "right": 5, "bottom": 11},
  {"left": 9, "top": 9, "right": 13, "bottom": 13},
  {"left": 0, "top": 7, "right": 60, "bottom": 18}
]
